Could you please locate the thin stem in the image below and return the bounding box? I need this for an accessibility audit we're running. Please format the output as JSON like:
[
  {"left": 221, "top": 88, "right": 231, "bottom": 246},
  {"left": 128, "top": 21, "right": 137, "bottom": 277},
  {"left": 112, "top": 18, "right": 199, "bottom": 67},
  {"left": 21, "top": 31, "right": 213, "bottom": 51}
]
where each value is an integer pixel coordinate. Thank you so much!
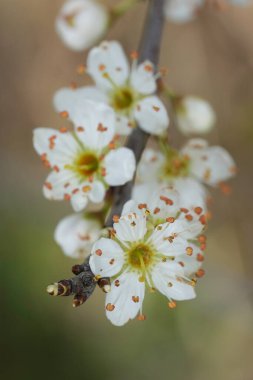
[{"left": 111, "top": 0, "right": 141, "bottom": 19}]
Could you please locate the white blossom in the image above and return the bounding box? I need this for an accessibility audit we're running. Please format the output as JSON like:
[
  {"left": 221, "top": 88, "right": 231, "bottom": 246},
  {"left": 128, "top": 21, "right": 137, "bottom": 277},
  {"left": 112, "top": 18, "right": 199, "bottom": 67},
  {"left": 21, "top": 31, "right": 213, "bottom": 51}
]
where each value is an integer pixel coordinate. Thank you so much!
[
  {"left": 55, "top": 213, "right": 101, "bottom": 258},
  {"left": 174, "top": 96, "right": 216, "bottom": 135},
  {"left": 138, "top": 139, "right": 236, "bottom": 209},
  {"left": 55, "top": 0, "right": 109, "bottom": 51},
  {"left": 54, "top": 41, "right": 169, "bottom": 136},
  {"left": 164, "top": 0, "right": 204, "bottom": 23},
  {"left": 90, "top": 209, "right": 206, "bottom": 326},
  {"left": 33, "top": 101, "right": 135, "bottom": 212}
]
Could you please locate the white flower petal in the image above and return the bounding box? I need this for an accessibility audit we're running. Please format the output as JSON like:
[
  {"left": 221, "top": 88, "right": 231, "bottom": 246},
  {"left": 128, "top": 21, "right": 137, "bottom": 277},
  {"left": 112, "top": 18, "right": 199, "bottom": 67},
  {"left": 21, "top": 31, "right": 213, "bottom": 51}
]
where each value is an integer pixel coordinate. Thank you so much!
[
  {"left": 134, "top": 96, "right": 169, "bottom": 135},
  {"left": 70, "top": 191, "right": 89, "bottom": 212},
  {"left": 42, "top": 169, "right": 79, "bottom": 200},
  {"left": 121, "top": 200, "right": 142, "bottom": 216},
  {"left": 104, "top": 147, "right": 136, "bottom": 186},
  {"left": 105, "top": 271, "right": 145, "bottom": 326},
  {"left": 53, "top": 86, "right": 108, "bottom": 116},
  {"left": 87, "top": 40, "right": 130, "bottom": 91},
  {"left": 132, "top": 182, "right": 160, "bottom": 203},
  {"left": 114, "top": 213, "right": 147, "bottom": 243},
  {"left": 171, "top": 177, "right": 207, "bottom": 211},
  {"left": 115, "top": 114, "right": 134, "bottom": 136},
  {"left": 182, "top": 139, "right": 236, "bottom": 186},
  {"left": 148, "top": 223, "right": 194, "bottom": 257},
  {"left": 137, "top": 149, "right": 165, "bottom": 182},
  {"left": 89, "top": 237, "right": 124, "bottom": 277},
  {"left": 175, "top": 211, "right": 205, "bottom": 239},
  {"left": 148, "top": 186, "right": 181, "bottom": 219},
  {"left": 71, "top": 100, "right": 116, "bottom": 150},
  {"left": 88, "top": 181, "right": 106, "bottom": 203},
  {"left": 33, "top": 128, "right": 80, "bottom": 167},
  {"left": 174, "top": 243, "right": 203, "bottom": 277},
  {"left": 130, "top": 60, "right": 157, "bottom": 95},
  {"left": 152, "top": 261, "right": 196, "bottom": 300},
  {"left": 55, "top": 0, "right": 109, "bottom": 51},
  {"left": 54, "top": 213, "right": 101, "bottom": 258}
]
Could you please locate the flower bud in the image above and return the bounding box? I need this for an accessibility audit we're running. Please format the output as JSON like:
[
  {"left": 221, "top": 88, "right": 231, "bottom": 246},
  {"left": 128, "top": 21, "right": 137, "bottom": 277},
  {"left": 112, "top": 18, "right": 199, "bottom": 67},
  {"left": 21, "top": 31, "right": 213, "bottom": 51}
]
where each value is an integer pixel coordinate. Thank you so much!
[
  {"left": 55, "top": 0, "right": 109, "bottom": 51},
  {"left": 164, "top": 0, "right": 203, "bottom": 24},
  {"left": 54, "top": 213, "right": 101, "bottom": 259},
  {"left": 174, "top": 96, "right": 216, "bottom": 135}
]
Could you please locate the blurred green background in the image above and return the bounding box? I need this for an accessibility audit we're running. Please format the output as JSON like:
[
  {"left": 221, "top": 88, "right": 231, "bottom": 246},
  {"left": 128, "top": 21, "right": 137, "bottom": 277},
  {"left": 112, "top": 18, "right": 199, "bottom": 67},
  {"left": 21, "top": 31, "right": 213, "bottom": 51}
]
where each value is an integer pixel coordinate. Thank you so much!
[{"left": 1, "top": 1, "right": 253, "bottom": 379}]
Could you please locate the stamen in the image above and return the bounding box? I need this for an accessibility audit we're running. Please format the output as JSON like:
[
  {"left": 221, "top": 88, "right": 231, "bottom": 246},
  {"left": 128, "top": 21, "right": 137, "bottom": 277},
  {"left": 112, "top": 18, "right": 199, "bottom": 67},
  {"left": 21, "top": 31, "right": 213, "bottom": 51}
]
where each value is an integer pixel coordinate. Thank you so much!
[{"left": 168, "top": 300, "right": 177, "bottom": 309}]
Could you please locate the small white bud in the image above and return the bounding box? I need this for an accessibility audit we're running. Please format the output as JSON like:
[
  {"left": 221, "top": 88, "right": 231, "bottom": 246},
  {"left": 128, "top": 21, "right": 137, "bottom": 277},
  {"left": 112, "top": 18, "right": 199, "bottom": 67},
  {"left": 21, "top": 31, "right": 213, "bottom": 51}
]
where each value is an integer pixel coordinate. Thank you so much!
[
  {"left": 164, "top": 0, "right": 203, "bottom": 24},
  {"left": 55, "top": 0, "right": 109, "bottom": 51},
  {"left": 175, "top": 96, "right": 216, "bottom": 135}
]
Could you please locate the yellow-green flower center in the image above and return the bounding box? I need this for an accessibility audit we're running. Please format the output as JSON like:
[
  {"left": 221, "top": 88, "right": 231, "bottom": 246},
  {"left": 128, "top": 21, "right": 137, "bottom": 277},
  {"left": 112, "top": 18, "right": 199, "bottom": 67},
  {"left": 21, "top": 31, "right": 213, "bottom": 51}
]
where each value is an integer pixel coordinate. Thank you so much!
[
  {"left": 128, "top": 243, "right": 154, "bottom": 269},
  {"left": 111, "top": 87, "right": 135, "bottom": 112},
  {"left": 162, "top": 150, "right": 190, "bottom": 178},
  {"left": 75, "top": 152, "right": 99, "bottom": 177}
]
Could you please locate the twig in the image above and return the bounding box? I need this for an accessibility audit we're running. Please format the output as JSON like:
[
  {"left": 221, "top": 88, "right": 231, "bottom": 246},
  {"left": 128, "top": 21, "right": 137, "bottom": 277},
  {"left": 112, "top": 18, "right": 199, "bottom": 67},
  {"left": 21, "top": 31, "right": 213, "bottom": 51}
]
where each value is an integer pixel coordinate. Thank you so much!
[
  {"left": 105, "top": 0, "right": 165, "bottom": 225},
  {"left": 47, "top": 0, "right": 166, "bottom": 306}
]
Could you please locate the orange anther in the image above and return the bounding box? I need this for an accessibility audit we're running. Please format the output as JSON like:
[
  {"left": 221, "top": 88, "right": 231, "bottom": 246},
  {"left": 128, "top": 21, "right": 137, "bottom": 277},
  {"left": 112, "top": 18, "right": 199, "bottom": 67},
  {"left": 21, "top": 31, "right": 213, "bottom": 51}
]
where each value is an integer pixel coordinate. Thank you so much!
[
  {"left": 138, "top": 203, "right": 147, "bottom": 210},
  {"left": 53, "top": 165, "right": 60, "bottom": 173},
  {"left": 160, "top": 196, "right": 173, "bottom": 205},
  {"left": 59, "top": 111, "right": 69, "bottom": 119},
  {"left": 76, "top": 64, "right": 86, "bottom": 75},
  {"left": 106, "top": 303, "right": 115, "bottom": 312},
  {"left": 168, "top": 301, "right": 177, "bottom": 309},
  {"left": 196, "top": 269, "right": 205, "bottom": 278},
  {"left": 197, "top": 253, "right": 204, "bottom": 262},
  {"left": 194, "top": 207, "right": 203, "bottom": 215},
  {"left": 113, "top": 215, "right": 120, "bottom": 223},
  {"left": 59, "top": 127, "right": 68, "bottom": 133},
  {"left": 98, "top": 64, "right": 106, "bottom": 71},
  {"left": 44, "top": 182, "right": 52, "bottom": 190},
  {"left": 97, "top": 123, "right": 108, "bottom": 132},
  {"left": 137, "top": 314, "right": 146, "bottom": 321},
  {"left": 199, "top": 215, "right": 207, "bottom": 225}
]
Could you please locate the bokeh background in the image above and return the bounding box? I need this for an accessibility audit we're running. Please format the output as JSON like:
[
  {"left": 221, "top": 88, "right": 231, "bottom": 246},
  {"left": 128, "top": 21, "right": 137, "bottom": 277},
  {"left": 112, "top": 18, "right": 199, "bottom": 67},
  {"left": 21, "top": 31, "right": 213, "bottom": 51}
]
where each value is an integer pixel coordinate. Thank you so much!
[{"left": 1, "top": 0, "right": 253, "bottom": 379}]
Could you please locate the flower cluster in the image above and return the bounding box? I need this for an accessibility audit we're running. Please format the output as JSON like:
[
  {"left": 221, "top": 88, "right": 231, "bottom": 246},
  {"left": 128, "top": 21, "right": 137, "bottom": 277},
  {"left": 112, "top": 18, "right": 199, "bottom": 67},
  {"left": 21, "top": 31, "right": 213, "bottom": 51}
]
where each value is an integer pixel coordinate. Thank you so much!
[{"left": 33, "top": 0, "right": 244, "bottom": 327}]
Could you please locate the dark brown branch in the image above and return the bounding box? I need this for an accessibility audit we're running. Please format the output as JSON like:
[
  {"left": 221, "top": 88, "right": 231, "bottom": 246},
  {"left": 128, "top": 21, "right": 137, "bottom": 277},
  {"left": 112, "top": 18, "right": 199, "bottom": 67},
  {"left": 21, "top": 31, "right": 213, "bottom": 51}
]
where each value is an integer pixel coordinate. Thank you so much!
[
  {"left": 47, "top": 0, "right": 166, "bottom": 306},
  {"left": 105, "top": 0, "right": 165, "bottom": 226}
]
